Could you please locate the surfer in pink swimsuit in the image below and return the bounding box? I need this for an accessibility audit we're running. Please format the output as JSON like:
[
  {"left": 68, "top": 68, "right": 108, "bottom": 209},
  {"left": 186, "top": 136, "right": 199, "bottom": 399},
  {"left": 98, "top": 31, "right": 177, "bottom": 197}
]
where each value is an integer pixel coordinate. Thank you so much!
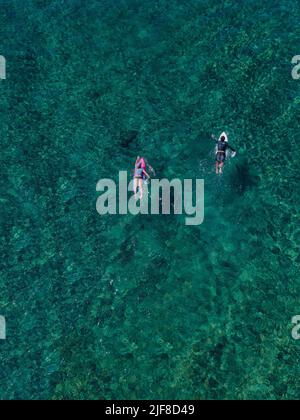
[
  {"left": 135, "top": 156, "right": 155, "bottom": 178},
  {"left": 134, "top": 158, "right": 150, "bottom": 200}
]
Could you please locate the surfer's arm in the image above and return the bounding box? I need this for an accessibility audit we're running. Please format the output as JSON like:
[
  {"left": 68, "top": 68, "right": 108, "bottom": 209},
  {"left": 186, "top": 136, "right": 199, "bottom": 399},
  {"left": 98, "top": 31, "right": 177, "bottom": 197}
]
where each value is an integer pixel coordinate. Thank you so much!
[
  {"left": 228, "top": 144, "right": 236, "bottom": 152},
  {"left": 211, "top": 134, "right": 218, "bottom": 143},
  {"left": 228, "top": 144, "right": 237, "bottom": 157},
  {"left": 143, "top": 170, "right": 151, "bottom": 179},
  {"left": 147, "top": 163, "right": 156, "bottom": 176}
]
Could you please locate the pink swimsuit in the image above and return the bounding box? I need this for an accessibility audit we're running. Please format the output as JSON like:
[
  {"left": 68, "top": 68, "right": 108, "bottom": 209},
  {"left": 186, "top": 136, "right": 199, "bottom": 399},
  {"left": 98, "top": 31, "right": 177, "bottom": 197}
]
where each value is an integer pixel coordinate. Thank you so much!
[{"left": 140, "top": 158, "right": 146, "bottom": 170}]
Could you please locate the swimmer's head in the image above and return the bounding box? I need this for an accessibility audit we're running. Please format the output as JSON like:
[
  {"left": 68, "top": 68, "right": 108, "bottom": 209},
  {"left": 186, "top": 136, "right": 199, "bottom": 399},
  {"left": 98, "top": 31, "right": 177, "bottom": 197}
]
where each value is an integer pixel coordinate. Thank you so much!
[{"left": 221, "top": 136, "right": 226, "bottom": 142}]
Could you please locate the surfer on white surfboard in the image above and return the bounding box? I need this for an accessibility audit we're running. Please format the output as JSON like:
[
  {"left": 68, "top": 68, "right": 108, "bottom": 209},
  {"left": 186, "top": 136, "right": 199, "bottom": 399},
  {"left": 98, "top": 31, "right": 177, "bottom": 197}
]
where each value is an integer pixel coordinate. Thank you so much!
[{"left": 211, "top": 132, "right": 237, "bottom": 174}]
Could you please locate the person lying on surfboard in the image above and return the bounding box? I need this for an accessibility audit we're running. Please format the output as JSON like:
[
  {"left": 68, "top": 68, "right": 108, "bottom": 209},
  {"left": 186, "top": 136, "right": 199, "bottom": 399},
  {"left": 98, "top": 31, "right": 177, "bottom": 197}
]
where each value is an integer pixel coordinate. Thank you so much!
[
  {"left": 211, "top": 132, "right": 236, "bottom": 174},
  {"left": 134, "top": 160, "right": 151, "bottom": 200}
]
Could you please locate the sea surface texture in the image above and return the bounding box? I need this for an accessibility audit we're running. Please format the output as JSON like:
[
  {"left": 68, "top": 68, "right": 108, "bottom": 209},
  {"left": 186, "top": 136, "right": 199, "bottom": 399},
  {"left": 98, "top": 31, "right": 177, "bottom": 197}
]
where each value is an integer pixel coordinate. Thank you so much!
[{"left": 0, "top": 0, "right": 300, "bottom": 400}]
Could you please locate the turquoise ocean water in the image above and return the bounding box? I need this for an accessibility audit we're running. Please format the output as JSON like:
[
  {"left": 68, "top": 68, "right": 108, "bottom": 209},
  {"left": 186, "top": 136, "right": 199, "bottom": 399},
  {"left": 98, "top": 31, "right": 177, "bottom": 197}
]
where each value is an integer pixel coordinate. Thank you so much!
[{"left": 1, "top": 0, "right": 300, "bottom": 400}]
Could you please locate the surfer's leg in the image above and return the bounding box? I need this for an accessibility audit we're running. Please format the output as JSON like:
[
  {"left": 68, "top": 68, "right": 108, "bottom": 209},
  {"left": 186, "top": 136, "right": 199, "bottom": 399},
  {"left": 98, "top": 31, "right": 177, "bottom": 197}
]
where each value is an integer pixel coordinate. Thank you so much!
[
  {"left": 216, "top": 154, "right": 220, "bottom": 174},
  {"left": 218, "top": 154, "right": 226, "bottom": 174},
  {"left": 219, "top": 156, "right": 225, "bottom": 173},
  {"left": 134, "top": 178, "right": 138, "bottom": 199},
  {"left": 139, "top": 179, "right": 143, "bottom": 199}
]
